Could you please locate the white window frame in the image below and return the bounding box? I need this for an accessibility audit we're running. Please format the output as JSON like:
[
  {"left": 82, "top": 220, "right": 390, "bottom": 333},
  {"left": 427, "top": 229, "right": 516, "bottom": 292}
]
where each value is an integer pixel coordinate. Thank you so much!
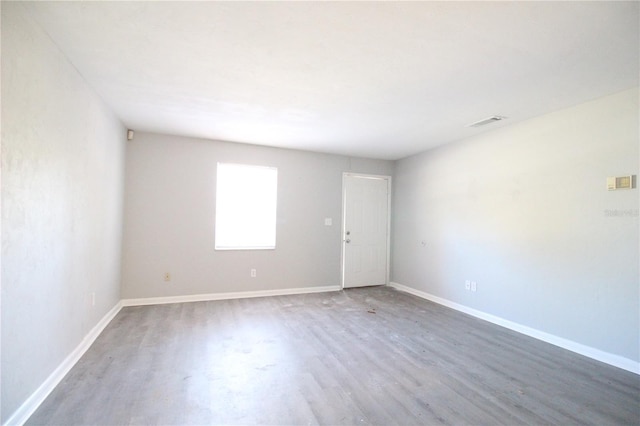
[{"left": 214, "top": 163, "right": 278, "bottom": 250}]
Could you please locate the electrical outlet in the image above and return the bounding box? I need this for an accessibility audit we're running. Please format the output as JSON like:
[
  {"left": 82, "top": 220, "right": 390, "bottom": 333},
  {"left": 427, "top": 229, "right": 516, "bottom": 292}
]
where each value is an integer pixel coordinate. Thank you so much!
[
  {"left": 250, "top": 268, "right": 256, "bottom": 278},
  {"left": 465, "top": 280, "right": 471, "bottom": 290},
  {"left": 471, "top": 281, "right": 477, "bottom": 292},
  {"left": 164, "top": 272, "right": 171, "bottom": 282}
]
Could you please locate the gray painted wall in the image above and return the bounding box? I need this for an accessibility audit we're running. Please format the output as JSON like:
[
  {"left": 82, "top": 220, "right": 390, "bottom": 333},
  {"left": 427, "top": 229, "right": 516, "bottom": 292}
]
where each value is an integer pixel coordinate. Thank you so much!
[
  {"left": 121, "top": 133, "right": 393, "bottom": 299},
  {"left": 392, "top": 88, "right": 639, "bottom": 363},
  {"left": 1, "top": 3, "right": 126, "bottom": 421}
]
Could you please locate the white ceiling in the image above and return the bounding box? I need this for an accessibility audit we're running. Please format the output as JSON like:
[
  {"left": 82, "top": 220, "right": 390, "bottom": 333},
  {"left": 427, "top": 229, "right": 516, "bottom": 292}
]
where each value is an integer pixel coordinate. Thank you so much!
[{"left": 22, "top": 1, "right": 639, "bottom": 160}]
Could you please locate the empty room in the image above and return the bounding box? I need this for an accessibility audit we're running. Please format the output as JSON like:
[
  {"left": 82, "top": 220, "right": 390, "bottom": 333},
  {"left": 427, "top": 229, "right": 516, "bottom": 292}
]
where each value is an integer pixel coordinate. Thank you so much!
[{"left": 2, "top": 1, "right": 639, "bottom": 425}]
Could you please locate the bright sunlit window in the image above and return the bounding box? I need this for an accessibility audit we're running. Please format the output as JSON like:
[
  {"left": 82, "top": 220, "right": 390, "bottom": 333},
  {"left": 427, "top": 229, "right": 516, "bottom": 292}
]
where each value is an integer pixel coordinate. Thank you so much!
[{"left": 215, "top": 163, "right": 277, "bottom": 250}]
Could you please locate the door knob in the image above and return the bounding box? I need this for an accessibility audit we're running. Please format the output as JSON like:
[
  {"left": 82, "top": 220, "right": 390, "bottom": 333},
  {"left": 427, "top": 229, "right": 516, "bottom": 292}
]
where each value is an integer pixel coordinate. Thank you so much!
[{"left": 345, "top": 239, "right": 351, "bottom": 243}]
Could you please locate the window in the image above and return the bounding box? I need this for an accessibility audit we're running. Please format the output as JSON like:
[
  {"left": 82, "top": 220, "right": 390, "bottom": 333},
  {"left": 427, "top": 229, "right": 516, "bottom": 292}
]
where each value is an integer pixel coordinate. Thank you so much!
[{"left": 215, "top": 163, "right": 277, "bottom": 250}]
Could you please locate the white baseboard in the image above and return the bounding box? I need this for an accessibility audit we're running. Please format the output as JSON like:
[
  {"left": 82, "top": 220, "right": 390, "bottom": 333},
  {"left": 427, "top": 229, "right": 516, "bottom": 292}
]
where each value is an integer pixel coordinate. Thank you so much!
[
  {"left": 5, "top": 285, "right": 341, "bottom": 425},
  {"left": 4, "top": 301, "right": 123, "bottom": 426},
  {"left": 12, "top": 281, "right": 634, "bottom": 426},
  {"left": 389, "top": 282, "right": 639, "bottom": 375},
  {"left": 121, "top": 285, "right": 342, "bottom": 307}
]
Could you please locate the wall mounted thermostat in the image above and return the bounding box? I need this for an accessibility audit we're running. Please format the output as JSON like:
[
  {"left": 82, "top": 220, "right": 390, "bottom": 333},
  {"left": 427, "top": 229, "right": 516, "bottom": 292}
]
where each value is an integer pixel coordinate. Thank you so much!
[{"left": 607, "top": 175, "right": 635, "bottom": 190}]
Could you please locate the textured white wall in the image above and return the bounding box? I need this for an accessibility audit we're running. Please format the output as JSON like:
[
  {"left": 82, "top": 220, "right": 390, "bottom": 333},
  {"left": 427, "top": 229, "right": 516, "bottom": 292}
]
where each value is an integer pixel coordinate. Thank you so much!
[
  {"left": 1, "top": 3, "right": 126, "bottom": 421},
  {"left": 121, "top": 133, "right": 393, "bottom": 299},
  {"left": 392, "top": 88, "right": 639, "bottom": 363}
]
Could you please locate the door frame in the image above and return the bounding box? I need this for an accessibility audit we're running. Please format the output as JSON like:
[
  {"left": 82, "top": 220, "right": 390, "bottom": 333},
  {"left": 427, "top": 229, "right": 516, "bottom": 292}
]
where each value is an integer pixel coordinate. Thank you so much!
[{"left": 340, "top": 172, "right": 392, "bottom": 289}]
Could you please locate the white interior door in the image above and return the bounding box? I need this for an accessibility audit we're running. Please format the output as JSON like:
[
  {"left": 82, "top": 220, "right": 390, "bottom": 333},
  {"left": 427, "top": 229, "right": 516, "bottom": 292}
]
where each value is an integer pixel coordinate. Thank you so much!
[{"left": 342, "top": 174, "right": 390, "bottom": 288}]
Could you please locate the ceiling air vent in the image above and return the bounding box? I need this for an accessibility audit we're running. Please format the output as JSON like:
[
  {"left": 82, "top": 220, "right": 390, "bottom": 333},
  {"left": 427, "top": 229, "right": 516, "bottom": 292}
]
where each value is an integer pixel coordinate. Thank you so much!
[{"left": 468, "top": 116, "right": 507, "bottom": 128}]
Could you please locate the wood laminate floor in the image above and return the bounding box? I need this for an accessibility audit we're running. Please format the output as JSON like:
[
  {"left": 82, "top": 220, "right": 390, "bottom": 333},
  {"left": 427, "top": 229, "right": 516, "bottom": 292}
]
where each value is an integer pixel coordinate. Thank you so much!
[{"left": 27, "top": 286, "right": 639, "bottom": 425}]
